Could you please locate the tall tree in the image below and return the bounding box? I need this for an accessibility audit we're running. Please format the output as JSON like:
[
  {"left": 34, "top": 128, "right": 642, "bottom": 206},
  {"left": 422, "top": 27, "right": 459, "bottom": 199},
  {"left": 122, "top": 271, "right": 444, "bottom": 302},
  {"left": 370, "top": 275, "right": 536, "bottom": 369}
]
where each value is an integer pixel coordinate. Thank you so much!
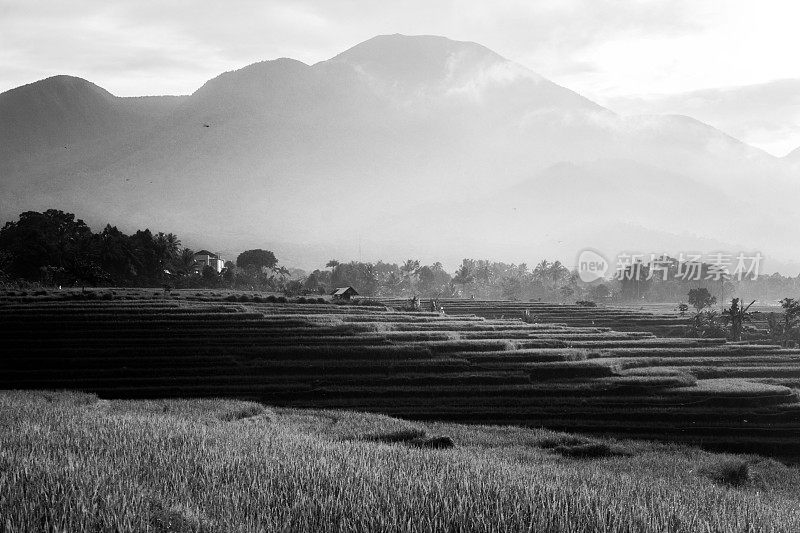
[
  {"left": 0, "top": 210, "right": 94, "bottom": 282},
  {"left": 452, "top": 259, "right": 474, "bottom": 295},
  {"left": 236, "top": 249, "right": 278, "bottom": 272}
]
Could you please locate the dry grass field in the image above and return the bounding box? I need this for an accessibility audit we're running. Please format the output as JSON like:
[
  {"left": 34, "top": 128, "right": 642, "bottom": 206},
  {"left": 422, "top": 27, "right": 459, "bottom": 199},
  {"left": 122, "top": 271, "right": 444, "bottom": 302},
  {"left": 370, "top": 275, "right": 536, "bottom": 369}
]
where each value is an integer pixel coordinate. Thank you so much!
[{"left": 1, "top": 390, "right": 800, "bottom": 532}]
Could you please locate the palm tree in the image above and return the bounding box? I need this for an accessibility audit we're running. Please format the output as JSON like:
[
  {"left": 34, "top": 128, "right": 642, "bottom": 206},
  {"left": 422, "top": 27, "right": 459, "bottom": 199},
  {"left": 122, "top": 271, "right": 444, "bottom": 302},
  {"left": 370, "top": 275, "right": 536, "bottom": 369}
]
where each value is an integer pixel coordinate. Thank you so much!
[
  {"left": 533, "top": 260, "right": 551, "bottom": 283},
  {"left": 154, "top": 232, "right": 181, "bottom": 271},
  {"left": 173, "top": 248, "right": 197, "bottom": 276},
  {"left": 452, "top": 262, "right": 474, "bottom": 296},
  {"left": 547, "top": 260, "right": 568, "bottom": 289},
  {"left": 400, "top": 259, "right": 420, "bottom": 294}
]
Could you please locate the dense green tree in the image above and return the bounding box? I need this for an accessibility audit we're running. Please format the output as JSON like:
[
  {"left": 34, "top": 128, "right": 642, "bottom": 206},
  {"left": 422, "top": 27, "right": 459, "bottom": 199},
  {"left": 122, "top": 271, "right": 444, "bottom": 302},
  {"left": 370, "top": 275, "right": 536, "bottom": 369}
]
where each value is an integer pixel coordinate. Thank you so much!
[
  {"left": 331, "top": 261, "right": 378, "bottom": 296},
  {"left": 688, "top": 288, "right": 716, "bottom": 312},
  {"left": 0, "top": 210, "right": 94, "bottom": 281},
  {"left": 236, "top": 249, "right": 278, "bottom": 272}
]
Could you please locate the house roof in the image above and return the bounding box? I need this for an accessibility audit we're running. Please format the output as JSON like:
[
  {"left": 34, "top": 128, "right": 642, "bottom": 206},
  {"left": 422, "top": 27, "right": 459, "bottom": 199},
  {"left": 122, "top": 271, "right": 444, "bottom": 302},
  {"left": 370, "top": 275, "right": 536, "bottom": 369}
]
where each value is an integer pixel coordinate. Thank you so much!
[
  {"left": 332, "top": 287, "right": 358, "bottom": 296},
  {"left": 194, "top": 250, "right": 218, "bottom": 258}
]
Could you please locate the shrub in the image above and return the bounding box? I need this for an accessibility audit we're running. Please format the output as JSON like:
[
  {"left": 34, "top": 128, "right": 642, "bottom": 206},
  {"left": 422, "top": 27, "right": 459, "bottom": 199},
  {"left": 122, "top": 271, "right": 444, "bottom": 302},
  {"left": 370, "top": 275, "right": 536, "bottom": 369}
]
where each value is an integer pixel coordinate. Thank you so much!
[
  {"left": 218, "top": 404, "right": 266, "bottom": 422},
  {"left": 361, "top": 429, "right": 426, "bottom": 444},
  {"left": 360, "top": 430, "right": 454, "bottom": 449},
  {"left": 701, "top": 458, "right": 750, "bottom": 487},
  {"left": 576, "top": 300, "right": 597, "bottom": 307},
  {"left": 412, "top": 436, "right": 455, "bottom": 449},
  {"left": 275, "top": 296, "right": 287, "bottom": 304},
  {"left": 265, "top": 295, "right": 277, "bottom": 303},
  {"left": 224, "top": 295, "right": 238, "bottom": 302},
  {"left": 536, "top": 434, "right": 631, "bottom": 458},
  {"left": 537, "top": 435, "right": 591, "bottom": 449}
]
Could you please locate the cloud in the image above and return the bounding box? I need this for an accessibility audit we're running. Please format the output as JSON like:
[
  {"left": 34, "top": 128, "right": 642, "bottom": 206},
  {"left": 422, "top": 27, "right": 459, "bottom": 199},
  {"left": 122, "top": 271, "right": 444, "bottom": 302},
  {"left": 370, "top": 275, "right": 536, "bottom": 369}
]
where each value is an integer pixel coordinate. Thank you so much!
[{"left": 606, "top": 79, "right": 800, "bottom": 156}]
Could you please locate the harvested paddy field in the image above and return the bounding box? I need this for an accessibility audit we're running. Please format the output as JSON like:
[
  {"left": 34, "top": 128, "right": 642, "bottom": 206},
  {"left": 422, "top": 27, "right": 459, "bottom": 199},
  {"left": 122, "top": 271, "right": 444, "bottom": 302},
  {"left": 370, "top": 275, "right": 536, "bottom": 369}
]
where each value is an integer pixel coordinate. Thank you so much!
[{"left": 2, "top": 290, "right": 800, "bottom": 457}]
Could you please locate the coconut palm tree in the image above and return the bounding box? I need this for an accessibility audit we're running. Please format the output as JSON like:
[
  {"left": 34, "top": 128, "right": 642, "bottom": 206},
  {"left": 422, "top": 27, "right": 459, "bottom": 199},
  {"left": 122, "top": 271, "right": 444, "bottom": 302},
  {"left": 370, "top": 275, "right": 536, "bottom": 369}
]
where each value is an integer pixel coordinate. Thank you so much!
[
  {"left": 172, "top": 248, "right": 197, "bottom": 276},
  {"left": 533, "top": 260, "right": 551, "bottom": 283},
  {"left": 154, "top": 232, "right": 181, "bottom": 271}
]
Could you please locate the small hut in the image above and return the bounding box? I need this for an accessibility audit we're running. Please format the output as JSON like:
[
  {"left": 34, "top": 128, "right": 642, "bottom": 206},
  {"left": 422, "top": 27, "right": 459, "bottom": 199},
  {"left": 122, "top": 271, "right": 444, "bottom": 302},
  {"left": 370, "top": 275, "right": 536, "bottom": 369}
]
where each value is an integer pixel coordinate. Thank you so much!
[{"left": 331, "top": 287, "right": 359, "bottom": 301}]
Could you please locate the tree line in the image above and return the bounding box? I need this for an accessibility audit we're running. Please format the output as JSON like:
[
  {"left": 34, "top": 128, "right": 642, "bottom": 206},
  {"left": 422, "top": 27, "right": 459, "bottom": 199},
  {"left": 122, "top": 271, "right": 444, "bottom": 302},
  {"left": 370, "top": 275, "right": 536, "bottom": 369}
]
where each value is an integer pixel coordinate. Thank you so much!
[
  {"left": 0, "top": 210, "right": 293, "bottom": 291},
  {"left": 3, "top": 210, "right": 800, "bottom": 305}
]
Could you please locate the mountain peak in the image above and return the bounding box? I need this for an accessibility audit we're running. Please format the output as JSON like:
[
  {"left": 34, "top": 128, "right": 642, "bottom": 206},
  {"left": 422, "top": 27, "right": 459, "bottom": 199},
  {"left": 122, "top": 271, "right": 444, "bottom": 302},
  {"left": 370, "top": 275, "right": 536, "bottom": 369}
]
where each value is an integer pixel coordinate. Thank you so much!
[
  {"left": 0, "top": 74, "right": 113, "bottom": 101},
  {"left": 326, "top": 34, "right": 509, "bottom": 89},
  {"left": 0, "top": 74, "right": 125, "bottom": 158},
  {"left": 332, "top": 33, "right": 500, "bottom": 62},
  {"left": 192, "top": 57, "right": 311, "bottom": 99}
]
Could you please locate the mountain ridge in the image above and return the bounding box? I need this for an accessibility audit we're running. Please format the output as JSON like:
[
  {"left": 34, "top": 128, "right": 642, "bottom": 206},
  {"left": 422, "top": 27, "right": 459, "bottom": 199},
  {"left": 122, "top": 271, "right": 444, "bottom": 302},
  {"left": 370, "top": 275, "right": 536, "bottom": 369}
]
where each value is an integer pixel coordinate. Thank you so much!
[{"left": 1, "top": 34, "right": 798, "bottom": 269}]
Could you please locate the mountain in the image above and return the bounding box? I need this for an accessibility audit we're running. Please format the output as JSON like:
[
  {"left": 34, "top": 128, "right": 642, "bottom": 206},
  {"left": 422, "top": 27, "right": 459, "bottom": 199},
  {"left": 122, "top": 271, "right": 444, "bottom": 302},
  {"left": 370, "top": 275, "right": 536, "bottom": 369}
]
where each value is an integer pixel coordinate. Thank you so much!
[{"left": 1, "top": 34, "right": 798, "bottom": 270}]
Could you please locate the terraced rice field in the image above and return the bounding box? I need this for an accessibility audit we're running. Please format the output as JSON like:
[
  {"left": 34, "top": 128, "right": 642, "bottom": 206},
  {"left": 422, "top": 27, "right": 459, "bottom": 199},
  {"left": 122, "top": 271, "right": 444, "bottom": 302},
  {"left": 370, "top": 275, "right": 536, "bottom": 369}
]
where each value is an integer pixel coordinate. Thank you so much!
[
  {"left": 371, "top": 298, "right": 691, "bottom": 336},
  {"left": 2, "top": 291, "right": 800, "bottom": 457}
]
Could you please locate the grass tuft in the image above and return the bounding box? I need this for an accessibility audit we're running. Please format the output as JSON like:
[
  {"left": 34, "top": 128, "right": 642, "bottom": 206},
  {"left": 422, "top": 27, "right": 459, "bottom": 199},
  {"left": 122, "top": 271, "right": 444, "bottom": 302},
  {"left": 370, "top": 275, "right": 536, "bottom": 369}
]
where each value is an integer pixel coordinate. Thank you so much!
[
  {"left": 361, "top": 428, "right": 427, "bottom": 444},
  {"left": 218, "top": 403, "right": 266, "bottom": 422},
  {"left": 411, "top": 435, "right": 455, "bottom": 449},
  {"left": 553, "top": 442, "right": 632, "bottom": 459},
  {"left": 701, "top": 458, "right": 750, "bottom": 487}
]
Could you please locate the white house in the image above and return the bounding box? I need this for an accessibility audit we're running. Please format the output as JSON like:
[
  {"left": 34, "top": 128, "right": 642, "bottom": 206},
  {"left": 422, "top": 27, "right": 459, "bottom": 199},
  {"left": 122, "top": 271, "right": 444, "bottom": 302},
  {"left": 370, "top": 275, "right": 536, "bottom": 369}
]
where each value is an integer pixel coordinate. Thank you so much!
[{"left": 193, "top": 250, "right": 224, "bottom": 273}]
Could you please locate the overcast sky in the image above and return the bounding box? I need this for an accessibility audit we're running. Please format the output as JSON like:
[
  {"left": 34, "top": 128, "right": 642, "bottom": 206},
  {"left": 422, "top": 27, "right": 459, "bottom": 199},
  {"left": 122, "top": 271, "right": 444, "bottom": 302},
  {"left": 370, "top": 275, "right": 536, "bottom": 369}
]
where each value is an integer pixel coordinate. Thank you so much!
[{"left": 2, "top": 0, "right": 800, "bottom": 155}]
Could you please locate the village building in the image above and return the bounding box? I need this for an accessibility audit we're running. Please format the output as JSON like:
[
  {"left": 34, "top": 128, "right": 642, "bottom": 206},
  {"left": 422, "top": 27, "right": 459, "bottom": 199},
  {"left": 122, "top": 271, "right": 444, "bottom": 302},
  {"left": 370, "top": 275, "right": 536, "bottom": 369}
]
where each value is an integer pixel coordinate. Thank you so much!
[
  {"left": 331, "top": 286, "right": 359, "bottom": 301},
  {"left": 193, "top": 250, "right": 224, "bottom": 273}
]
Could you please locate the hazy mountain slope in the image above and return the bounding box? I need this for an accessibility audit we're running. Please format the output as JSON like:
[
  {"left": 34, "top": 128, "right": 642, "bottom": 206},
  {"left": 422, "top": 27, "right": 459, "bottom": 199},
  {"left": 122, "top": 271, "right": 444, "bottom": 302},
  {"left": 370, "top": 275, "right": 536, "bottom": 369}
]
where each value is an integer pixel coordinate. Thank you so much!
[
  {"left": 374, "top": 158, "right": 783, "bottom": 267},
  {"left": 0, "top": 76, "right": 185, "bottom": 159},
  {"left": 1, "top": 34, "right": 798, "bottom": 267},
  {"left": 0, "top": 76, "right": 123, "bottom": 159}
]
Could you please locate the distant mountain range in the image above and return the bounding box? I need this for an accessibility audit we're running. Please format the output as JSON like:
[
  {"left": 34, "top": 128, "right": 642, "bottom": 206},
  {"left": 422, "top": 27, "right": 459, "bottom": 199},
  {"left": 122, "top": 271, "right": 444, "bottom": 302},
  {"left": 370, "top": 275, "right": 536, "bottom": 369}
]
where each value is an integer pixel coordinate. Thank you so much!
[{"left": 2, "top": 34, "right": 799, "bottom": 271}]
